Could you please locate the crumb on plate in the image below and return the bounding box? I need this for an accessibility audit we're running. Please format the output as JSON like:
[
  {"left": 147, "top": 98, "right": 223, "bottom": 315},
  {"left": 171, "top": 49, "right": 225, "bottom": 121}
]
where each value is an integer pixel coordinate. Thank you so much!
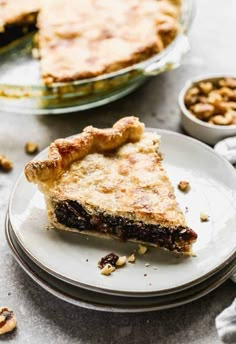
[
  {"left": 116, "top": 256, "right": 127, "bottom": 267},
  {"left": 0, "top": 307, "right": 17, "bottom": 335},
  {"left": 100, "top": 264, "right": 115, "bottom": 276},
  {"left": 200, "top": 212, "right": 209, "bottom": 222},
  {"left": 98, "top": 252, "right": 119, "bottom": 269},
  {"left": 178, "top": 180, "right": 190, "bottom": 192},
  {"left": 25, "top": 142, "right": 39, "bottom": 155},
  {"left": 138, "top": 244, "right": 148, "bottom": 255},
  {"left": 127, "top": 253, "right": 136, "bottom": 263},
  {"left": 0, "top": 155, "right": 13, "bottom": 172}
]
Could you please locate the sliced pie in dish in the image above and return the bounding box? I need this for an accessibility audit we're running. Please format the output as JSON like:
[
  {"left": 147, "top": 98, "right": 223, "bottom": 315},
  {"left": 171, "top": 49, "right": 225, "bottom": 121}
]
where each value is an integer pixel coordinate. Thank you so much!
[{"left": 25, "top": 117, "right": 197, "bottom": 255}]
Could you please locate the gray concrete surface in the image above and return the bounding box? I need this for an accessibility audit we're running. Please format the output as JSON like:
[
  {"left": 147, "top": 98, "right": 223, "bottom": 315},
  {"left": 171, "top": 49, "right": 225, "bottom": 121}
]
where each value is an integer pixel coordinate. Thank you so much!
[{"left": 0, "top": 0, "right": 235, "bottom": 343}]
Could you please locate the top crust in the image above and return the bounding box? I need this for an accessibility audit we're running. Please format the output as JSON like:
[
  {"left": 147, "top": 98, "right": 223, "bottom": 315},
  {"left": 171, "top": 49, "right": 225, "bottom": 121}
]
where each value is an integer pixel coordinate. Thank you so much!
[
  {"left": 25, "top": 117, "right": 144, "bottom": 184},
  {"left": 0, "top": 0, "right": 39, "bottom": 28},
  {"left": 37, "top": 0, "right": 180, "bottom": 83}
]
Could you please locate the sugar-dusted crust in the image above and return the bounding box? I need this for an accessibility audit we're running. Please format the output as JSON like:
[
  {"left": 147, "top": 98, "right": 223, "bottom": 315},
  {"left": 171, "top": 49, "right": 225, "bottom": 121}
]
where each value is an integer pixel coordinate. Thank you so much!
[
  {"left": 37, "top": 0, "right": 181, "bottom": 84},
  {"left": 26, "top": 116, "right": 186, "bottom": 227},
  {"left": 25, "top": 117, "right": 144, "bottom": 184}
]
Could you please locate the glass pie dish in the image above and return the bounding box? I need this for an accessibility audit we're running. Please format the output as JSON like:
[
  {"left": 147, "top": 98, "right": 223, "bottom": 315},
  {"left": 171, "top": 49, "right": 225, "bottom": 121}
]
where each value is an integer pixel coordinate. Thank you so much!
[{"left": 0, "top": 0, "right": 195, "bottom": 115}]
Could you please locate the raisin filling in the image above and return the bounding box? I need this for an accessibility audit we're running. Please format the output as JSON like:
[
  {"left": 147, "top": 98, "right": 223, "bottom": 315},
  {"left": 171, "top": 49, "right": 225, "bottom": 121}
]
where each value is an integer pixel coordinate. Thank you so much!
[{"left": 55, "top": 200, "right": 197, "bottom": 253}]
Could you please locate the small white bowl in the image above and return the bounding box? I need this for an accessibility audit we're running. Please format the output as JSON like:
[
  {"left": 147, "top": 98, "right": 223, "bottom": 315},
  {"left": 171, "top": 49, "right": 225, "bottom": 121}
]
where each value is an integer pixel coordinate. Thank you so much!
[{"left": 179, "top": 74, "right": 236, "bottom": 145}]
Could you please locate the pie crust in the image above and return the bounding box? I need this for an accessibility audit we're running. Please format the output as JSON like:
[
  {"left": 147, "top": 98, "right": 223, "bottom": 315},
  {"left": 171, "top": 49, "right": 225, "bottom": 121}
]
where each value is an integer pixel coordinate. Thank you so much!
[
  {"left": 25, "top": 117, "right": 197, "bottom": 255},
  {"left": 0, "top": 0, "right": 39, "bottom": 46},
  {"left": 0, "top": 0, "right": 181, "bottom": 84},
  {"left": 38, "top": 0, "right": 180, "bottom": 83}
]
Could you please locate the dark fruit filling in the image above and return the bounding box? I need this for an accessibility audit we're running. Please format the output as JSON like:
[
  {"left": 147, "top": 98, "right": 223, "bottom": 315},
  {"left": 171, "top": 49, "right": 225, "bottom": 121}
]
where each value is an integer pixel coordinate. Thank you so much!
[
  {"left": 55, "top": 200, "right": 197, "bottom": 253},
  {"left": 98, "top": 253, "right": 119, "bottom": 269},
  {"left": 0, "top": 21, "right": 36, "bottom": 48}
]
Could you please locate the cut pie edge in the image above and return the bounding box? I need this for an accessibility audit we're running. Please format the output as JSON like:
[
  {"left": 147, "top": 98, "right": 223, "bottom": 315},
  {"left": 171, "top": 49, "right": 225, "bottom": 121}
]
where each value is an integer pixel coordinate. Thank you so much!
[{"left": 46, "top": 199, "right": 197, "bottom": 255}]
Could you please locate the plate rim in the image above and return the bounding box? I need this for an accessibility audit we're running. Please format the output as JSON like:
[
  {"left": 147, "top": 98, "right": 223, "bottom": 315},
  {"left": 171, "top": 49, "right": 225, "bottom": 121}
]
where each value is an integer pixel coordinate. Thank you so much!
[
  {"left": 5, "top": 214, "right": 236, "bottom": 313},
  {"left": 8, "top": 128, "right": 236, "bottom": 297}
]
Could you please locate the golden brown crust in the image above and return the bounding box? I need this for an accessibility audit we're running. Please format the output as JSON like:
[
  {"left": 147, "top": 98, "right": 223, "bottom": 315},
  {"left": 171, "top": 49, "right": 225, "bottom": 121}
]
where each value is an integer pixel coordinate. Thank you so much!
[
  {"left": 25, "top": 116, "right": 144, "bottom": 184},
  {"left": 37, "top": 0, "right": 180, "bottom": 84},
  {"left": 0, "top": 0, "right": 180, "bottom": 83},
  {"left": 0, "top": 0, "right": 39, "bottom": 29}
]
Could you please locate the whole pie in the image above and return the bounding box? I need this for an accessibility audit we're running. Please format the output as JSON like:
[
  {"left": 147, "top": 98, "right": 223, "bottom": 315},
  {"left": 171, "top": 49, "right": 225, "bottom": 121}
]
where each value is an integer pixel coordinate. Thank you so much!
[
  {"left": 1, "top": 0, "right": 181, "bottom": 84},
  {"left": 25, "top": 117, "right": 197, "bottom": 254}
]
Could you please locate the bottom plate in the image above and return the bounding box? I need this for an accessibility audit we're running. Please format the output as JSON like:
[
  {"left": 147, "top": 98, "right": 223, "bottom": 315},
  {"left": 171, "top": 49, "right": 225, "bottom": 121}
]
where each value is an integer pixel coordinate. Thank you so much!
[{"left": 5, "top": 215, "right": 236, "bottom": 313}]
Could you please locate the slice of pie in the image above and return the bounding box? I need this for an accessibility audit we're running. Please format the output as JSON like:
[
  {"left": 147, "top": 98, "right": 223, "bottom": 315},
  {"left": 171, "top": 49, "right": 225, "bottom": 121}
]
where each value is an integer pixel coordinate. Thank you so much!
[{"left": 24, "top": 117, "right": 197, "bottom": 255}]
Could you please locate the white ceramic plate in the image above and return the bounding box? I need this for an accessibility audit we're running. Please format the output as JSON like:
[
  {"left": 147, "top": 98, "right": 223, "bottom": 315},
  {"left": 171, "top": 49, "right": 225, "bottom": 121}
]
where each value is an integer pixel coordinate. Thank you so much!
[
  {"left": 9, "top": 129, "right": 236, "bottom": 297},
  {"left": 5, "top": 216, "right": 236, "bottom": 313}
]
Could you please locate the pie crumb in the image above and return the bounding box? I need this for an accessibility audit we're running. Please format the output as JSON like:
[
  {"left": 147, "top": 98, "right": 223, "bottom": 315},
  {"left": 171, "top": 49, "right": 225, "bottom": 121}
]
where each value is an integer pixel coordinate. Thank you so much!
[
  {"left": 138, "top": 245, "right": 148, "bottom": 255},
  {"left": 32, "top": 48, "right": 40, "bottom": 59},
  {"left": 98, "top": 253, "right": 119, "bottom": 269},
  {"left": 0, "top": 307, "right": 17, "bottom": 335},
  {"left": 0, "top": 155, "right": 13, "bottom": 172},
  {"left": 200, "top": 212, "right": 209, "bottom": 222},
  {"left": 100, "top": 264, "right": 115, "bottom": 276},
  {"left": 127, "top": 253, "right": 136, "bottom": 263},
  {"left": 178, "top": 181, "right": 190, "bottom": 192},
  {"left": 25, "top": 142, "right": 39, "bottom": 155},
  {"left": 116, "top": 256, "right": 126, "bottom": 267}
]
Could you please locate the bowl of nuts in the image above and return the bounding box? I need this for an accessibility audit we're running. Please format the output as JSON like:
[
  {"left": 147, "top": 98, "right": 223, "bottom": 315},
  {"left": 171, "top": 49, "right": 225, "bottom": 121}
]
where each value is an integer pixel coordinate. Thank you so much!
[{"left": 179, "top": 75, "right": 236, "bottom": 145}]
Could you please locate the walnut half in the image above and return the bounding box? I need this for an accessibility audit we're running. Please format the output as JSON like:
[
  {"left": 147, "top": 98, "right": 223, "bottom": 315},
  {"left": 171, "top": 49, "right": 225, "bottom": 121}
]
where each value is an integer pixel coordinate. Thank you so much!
[
  {"left": 200, "top": 212, "right": 209, "bottom": 222},
  {"left": 0, "top": 307, "right": 17, "bottom": 335}
]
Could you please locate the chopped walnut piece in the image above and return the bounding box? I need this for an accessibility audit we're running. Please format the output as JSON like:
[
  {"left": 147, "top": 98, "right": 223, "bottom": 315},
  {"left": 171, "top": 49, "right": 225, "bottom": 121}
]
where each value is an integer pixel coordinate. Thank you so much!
[
  {"left": 116, "top": 256, "right": 126, "bottom": 267},
  {"left": 0, "top": 307, "right": 17, "bottom": 335},
  {"left": 229, "top": 110, "right": 236, "bottom": 124},
  {"left": 0, "top": 155, "right": 13, "bottom": 172},
  {"left": 208, "top": 91, "right": 223, "bottom": 106},
  {"left": 219, "top": 78, "right": 236, "bottom": 88},
  {"left": 100, "top": 264, "right": 115, "bottom": 276},
  {"left": 199, "top": 82, "right": 213, "bottom": 95},
  {"left": 184, "top": 87, "right": 200, "bottom": 106},
  {"left": 138, "top": 245, "right": 148, "bottom": 255},
  {"left": 178, "top": 181, "right": 190, "bottom": 192},
  {"left": 217, "top": 87, "right": 235, "bottom": 100},
  {"left": 127, "top": 253, "right": 136, "bottom": 263},
  {"left": 211, "top": 112, "right": 233, "bottom": 125},
  {"left": 200, "top": 212, "right": 209, "bottom": 222},
  {"left": 191, "top": 103, "right": 215, "bottom": 119},
  {"left": 25, "top": 142, "right": 39, "bottom": 155}
]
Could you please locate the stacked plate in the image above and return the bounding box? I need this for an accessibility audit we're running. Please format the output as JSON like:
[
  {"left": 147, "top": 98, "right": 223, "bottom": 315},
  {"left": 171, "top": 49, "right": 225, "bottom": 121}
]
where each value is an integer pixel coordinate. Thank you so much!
[{"left": 6, "top": 129, "right": 236, "bottom": 313}]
